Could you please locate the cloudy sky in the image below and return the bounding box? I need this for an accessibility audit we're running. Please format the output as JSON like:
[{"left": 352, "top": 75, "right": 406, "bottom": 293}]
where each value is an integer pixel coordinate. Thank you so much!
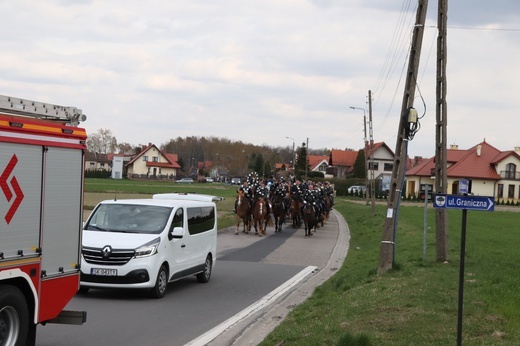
[{"left": 1, "top": 0, "right": 519, "bottom": 158}]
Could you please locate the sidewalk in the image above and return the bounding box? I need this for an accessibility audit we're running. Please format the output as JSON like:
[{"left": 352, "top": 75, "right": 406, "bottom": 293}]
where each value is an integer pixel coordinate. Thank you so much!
[{"left": 207, "top": 210, "right": 350, "bottom": 346}]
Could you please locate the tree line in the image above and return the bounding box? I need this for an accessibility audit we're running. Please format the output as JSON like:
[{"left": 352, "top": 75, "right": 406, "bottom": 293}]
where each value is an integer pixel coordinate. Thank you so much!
[{"left": 86, "top": 128, "right": 353, "bottom": 178}]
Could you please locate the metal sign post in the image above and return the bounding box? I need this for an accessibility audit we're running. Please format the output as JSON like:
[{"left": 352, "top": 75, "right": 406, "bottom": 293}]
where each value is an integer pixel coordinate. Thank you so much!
[{"left": 433, "top": 193, "right": 494, "bottom": 346}]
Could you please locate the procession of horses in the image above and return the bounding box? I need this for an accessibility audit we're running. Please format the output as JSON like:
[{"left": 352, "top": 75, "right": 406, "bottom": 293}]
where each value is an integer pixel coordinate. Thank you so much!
[{"left": 234, "top": 173, "right": 334, "bottom": 238}]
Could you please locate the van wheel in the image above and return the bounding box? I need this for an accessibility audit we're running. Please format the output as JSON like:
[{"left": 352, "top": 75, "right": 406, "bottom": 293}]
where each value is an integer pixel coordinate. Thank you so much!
[
  {"left": 0, "top": 285, "right": 29, "bottom": 346},
  {"left": 196, "top": 256, "right": 212, "bottom": 283},
  {"left": 150, "top": 265, "right": 168, "bottom": 299}
]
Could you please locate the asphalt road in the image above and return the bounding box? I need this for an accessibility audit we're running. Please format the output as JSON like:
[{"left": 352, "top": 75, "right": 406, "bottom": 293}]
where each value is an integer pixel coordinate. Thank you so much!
[
  {"left": 36, "top": 210, "right": 350, "bottom": 346},
  {"left": 202, "top": 210, "right": 350, "bottom": 346}
]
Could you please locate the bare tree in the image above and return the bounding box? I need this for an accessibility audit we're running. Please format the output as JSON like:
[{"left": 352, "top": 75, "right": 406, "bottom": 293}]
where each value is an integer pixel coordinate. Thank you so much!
[{"left": 87, "top": 128, "right": 118, "bottom": 154}]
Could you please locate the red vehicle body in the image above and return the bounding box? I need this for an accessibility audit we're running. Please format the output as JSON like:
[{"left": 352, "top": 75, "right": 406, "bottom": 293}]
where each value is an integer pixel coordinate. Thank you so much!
[{"left": 0, "top": 95, "right": 87, "bottom": 345}]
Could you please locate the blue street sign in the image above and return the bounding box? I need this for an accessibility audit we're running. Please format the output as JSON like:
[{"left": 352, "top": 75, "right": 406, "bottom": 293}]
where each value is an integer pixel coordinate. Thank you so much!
[
  {"left": 433, "top": 194, "right": 494, "bottom": 211},
  {"left": 458, "top": 179, "right": 469, "bottom": 194}
]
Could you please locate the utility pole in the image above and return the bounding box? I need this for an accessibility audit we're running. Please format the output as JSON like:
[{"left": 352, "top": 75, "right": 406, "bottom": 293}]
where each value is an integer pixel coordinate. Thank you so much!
[
  {"left": 435, "top": 0, "right": 449, "bottom": 262},
  {"left": 368, "top": 90, "right": 376, "bottom": 216},
  {"left": 350, "top": 106, "right": 369, "bottom": 205},
  {"left": 305, "top": 137, "right": 309, "bottom": 178},
  {"left": 378, "top": 0, "right": 428, "bottom": 274},
  {"left": 363, "top": 109, "right": 369, "bottom": 206}
]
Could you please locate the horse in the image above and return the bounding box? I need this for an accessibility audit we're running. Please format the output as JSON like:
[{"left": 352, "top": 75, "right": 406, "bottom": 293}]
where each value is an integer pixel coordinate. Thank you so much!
[
  {"left": 252, "top": 197, "right": 270, "bottom": 236},
  {"left": 289, "top": 195, "right": 302, "bottom": 228},
  {"left": 302, "top": 202, "right": 318, "bottom": 238},
  {"left": 271, "top": 194, "right": 286, "bottom": 232},
  {"left": 235, "top": 190, "right": 252, "bottom": 235},
  {"left": 323, "top": 195, "right": 332, "bottom": 220}
]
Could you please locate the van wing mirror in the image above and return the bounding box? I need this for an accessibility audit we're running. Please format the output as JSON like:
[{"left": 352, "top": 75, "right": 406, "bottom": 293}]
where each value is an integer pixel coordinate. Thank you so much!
[{"left": 170, "top": 226, "right": 184, "bottom": 240}]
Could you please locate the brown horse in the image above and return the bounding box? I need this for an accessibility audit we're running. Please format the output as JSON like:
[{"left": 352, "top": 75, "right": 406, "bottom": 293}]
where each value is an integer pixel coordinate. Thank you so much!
[
  {"left": 252, "top": 197, "right": 270, "bottom": 236},
  {"left": 271, "top": 194, "right": 286, "bottom": 232},
  {"left": 323, "top": 195, "right": 332, "bottom": 220},
  {"left": 302, "top": 203, "right": 318, "bottom": 238},
  {"left": 289, "top": 195, "right": 302, "bottom": 228},
  {"left": 235, "top": 190, "right": 252, "bottom": 235}
]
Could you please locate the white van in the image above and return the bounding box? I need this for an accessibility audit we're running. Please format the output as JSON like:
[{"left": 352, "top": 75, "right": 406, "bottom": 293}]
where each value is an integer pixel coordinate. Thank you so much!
[{"left": 80, "top": 193, "right": 221, "bottom": 298}]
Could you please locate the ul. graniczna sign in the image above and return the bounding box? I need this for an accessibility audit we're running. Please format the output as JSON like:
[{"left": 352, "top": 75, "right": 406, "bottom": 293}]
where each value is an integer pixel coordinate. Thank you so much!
[{"left": 0, "top": 155, "right": 25, "bottom": 224}]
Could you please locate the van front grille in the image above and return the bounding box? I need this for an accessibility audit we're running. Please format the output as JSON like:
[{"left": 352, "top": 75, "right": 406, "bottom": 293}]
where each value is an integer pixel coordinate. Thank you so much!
[{"left": 82, "top": 246, "right": 134, "bottom": 266}]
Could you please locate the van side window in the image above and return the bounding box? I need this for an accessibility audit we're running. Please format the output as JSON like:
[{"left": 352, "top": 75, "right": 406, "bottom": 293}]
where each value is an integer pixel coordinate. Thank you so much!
[
  {"left": 187, "top": 206, "right": 215, "bottom": 235},
  {"left": 171, "top": 208, "right": 184, "bottom": 230}
]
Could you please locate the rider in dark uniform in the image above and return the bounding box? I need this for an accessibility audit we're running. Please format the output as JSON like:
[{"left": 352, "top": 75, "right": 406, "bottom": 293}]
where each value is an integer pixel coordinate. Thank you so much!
[
  {"left": 253, "top": 179, "right": 270, "bottom": 214},
  {"left": 233, "top": 179, "right": 252, "bottom": 213}
]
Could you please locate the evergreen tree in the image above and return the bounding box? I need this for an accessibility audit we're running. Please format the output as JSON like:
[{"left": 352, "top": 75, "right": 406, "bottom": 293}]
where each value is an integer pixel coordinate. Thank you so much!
[
  {"left": 353, "top": 149, "right": 366, "bottom": 178},
  {"left": 295, "top": 142, "right": 310, "bottom": 176}
]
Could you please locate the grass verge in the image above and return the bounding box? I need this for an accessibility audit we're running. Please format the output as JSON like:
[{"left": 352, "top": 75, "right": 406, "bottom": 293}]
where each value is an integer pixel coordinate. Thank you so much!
[{"left": 261, "top": 198, "right": 520, "bottom": 345}]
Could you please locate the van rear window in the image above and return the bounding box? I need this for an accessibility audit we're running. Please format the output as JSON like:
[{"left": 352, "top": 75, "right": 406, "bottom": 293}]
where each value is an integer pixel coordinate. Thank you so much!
[{"left": 187, "top": 206, "right": 215, "bottom": 235}]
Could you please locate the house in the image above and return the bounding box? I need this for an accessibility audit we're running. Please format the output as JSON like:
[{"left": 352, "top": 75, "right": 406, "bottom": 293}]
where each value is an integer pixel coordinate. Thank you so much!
[
  {"left": 405, "top": 140, "right": 520, "bottom": 202},
  {"left": 308, "top": 155, "right": 332, "bottom": 178},
  {"left": 366, "top": 142, "right": 395, "bottom": 182},
  {"left": 328, "top": 149, "right": 358, "bottom": 178},
  {"left": 126, "top": 143, "right": 181, "bottom": 179},
  {"left": 85, "top": 152, "right": 112, "bottom": 172},
  {"left": 329, "top": 142, "right": 395, "bottom": 181}
]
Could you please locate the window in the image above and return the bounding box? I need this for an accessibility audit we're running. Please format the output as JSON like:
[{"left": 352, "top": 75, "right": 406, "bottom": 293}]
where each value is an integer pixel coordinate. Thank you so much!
[
  {"left": 187, "top": 206, "right": 216, "bottom": 235},
  {"left": 497, "top": 184, "right": 504, "bottom": 198},
  {"left": 369, "top": 162, "right": 379, "bottom": 171},
  {"left": 508, "top": 185, "right": 515, "bottom": 198},
  {"left": 153, "top": 156, "right": 158, "bottom": 162},
  {"left": 505, "top": 163, "right": 516, "bottom": 180},
  {"left": 143, "top": 156, "right": 148, "bottom": 162},
  {"left": 384, "top": 163, "right": 393, "bottom": 171},
  {"left": 89, "top": 162, "right": 95, "bottom": 168},
  {"left": 171, "top": 208, "right": 184, "bottom": 229},
  {"left": 100, "top": 163, "right": 105, "bottom": 168}
]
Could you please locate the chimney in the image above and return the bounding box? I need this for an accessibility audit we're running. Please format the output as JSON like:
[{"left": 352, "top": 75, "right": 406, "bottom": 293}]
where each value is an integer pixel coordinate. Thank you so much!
[
  {"left": 476, "top": 144, "right": 482, "bottom": 157},
  {"left": 450, "top": 144, "right": 458, "bottom": 150}
]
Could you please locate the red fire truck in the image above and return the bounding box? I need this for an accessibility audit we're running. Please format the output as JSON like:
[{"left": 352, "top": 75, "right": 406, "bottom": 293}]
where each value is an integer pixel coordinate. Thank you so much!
[{"left": 0, "top": 94, "right": 87, "bottom": 345}]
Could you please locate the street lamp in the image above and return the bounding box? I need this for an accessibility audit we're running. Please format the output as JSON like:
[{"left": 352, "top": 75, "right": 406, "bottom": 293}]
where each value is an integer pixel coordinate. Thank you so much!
[{"left": 285, "top": 136, "right": 295, "bottom": 173}]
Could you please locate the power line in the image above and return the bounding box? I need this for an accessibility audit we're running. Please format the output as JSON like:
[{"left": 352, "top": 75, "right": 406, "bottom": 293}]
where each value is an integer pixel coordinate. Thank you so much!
[{"left": 448, "top": 26, "right": 520, "bottom": 32}]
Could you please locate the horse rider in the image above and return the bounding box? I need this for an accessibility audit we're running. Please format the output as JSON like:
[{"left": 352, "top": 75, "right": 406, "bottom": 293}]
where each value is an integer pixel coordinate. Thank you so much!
[
  {"left": 233, "top": 179, "right": 252, "bottom": 213},
  {"left": 302, "top": 182, "right": 323, "bottom": 219},
  {"left": 253, "top": 179, "right": 271, "bottom": 214},
  {"left": 324, "top": 181, "right": 335, "bottom": 209}
]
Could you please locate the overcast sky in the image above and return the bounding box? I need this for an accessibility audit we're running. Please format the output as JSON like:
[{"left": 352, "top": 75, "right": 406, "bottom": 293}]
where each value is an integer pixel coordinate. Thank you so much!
[{"left": 1, "top": 0, "right": 519, "bottom": 158}]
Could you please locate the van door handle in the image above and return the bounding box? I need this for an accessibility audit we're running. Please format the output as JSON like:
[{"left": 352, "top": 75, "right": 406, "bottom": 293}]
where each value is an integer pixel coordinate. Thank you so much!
[{"left": 181, "top": 244, "right": 186, "bottom": 248}]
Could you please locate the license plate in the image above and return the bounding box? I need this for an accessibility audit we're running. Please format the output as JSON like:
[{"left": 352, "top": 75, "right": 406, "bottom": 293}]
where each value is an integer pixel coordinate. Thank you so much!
[{"left": 91, "top": 268, "right": 117, "bottom": 276}]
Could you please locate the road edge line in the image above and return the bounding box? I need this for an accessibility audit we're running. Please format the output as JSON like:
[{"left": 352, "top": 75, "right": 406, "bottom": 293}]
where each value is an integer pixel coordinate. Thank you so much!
[{"left": 184, "top": 265, "right": 318, "bottom": 346}]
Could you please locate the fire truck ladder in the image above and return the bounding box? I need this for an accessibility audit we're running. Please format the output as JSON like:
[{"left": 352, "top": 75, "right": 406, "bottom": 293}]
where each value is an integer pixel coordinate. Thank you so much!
[{"left": 0, "top": 94, "right": 86, "bottom": 126}]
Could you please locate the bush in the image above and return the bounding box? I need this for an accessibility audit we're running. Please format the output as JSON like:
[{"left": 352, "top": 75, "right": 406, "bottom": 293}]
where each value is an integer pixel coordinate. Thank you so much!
[{"left": 84, "top": 169, "right": 111, "bottom": 179}]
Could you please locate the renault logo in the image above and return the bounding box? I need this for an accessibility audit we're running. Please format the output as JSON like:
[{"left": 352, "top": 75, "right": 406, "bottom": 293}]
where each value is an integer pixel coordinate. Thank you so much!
[{"left": 102, "top": 245, "right": 112, "bottom": 258}]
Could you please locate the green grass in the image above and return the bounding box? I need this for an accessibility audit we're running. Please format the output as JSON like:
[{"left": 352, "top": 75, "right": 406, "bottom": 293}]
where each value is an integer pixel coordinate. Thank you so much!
[
  {"left": 261, "top": 200, "right": 520, "bottom": 345},
  {"left": 84, "top": 179, "right": 520, "bottom": 344},
  {"left": 84, "top": 178, "right": 238, "bottom": 228}
]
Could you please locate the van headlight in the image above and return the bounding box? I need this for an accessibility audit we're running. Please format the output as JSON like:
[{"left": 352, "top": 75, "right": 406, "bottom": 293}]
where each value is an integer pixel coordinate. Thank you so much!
[{"left": 135, "top": 237, "right": 161, "bottom": 258}]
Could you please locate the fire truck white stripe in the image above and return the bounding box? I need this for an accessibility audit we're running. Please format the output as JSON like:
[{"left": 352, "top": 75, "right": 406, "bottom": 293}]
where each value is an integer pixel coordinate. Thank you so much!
[{"left": 0, "top": 130, "right": 83, "bottom": 145}]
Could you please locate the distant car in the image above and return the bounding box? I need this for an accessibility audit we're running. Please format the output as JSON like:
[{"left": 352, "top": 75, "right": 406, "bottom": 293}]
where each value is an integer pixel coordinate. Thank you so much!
[
  {"left": 348, "top": 185, "right": 366, "bottom": 194},
  {"left": 205, "top": 177, "right": 214, "bottom": 183},
  {"left": 231, "top": 177, "right": 242, "bottom": 185},
  {"left": 177, "top": 178, "right": 194, "bottom": 184}
]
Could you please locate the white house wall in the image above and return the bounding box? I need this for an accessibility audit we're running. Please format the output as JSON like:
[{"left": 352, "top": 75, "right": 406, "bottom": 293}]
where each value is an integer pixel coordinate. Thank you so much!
[{"left": 371, "top": 147, "right": 394, "bottom": 178}]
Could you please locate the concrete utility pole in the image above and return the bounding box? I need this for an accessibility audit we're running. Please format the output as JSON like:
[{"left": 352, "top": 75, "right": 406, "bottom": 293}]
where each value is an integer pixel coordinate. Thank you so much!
[
  {"left": 378, "top": 0, "right": 428, "bottom": 274},
  {"left": 435, "top": 0, "right": 449, "bottom": 261},
  {"left": 368, "top": 90, "right": 376, "bottom": 215},
  {"left": 350, "top": 106, "right": 369, "bottom": 205}
]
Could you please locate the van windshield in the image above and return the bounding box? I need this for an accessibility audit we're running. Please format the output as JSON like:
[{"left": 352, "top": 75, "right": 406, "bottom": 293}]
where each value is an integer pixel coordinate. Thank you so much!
[{"left": 85, "top": 204, "right": 173, "bottom": 234}]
